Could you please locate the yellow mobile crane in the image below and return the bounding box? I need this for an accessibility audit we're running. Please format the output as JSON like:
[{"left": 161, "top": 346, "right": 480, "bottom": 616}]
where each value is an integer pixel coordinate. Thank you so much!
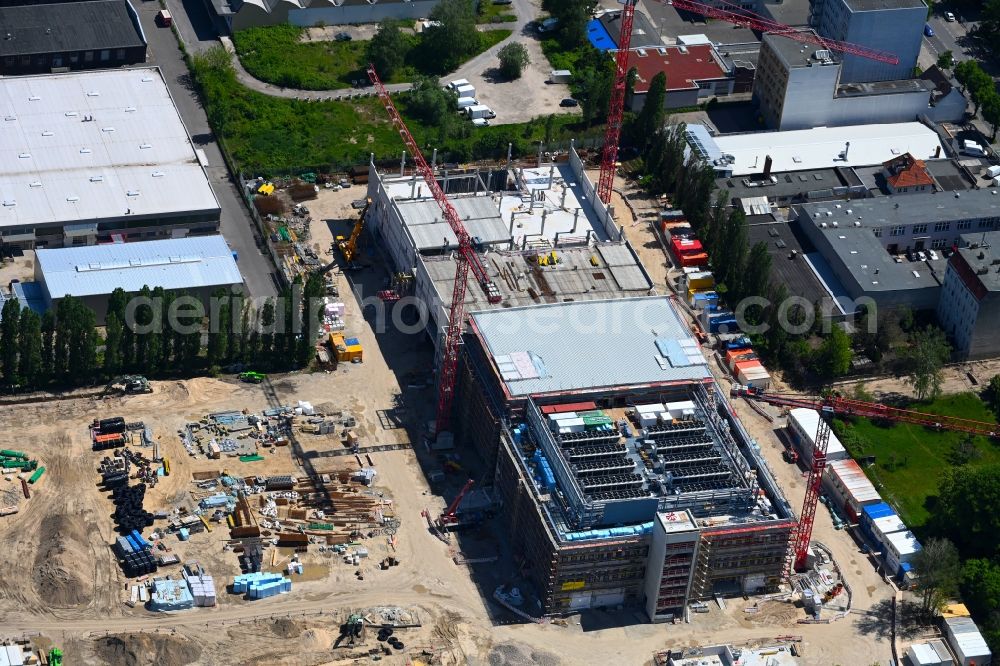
[{"left": 336, "top": 198, "right": 371, "bottom": 264}]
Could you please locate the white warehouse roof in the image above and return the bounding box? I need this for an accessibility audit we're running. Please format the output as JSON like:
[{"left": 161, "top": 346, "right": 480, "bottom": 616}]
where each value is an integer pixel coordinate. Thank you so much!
[
  {"left": 38, "top": 236, "right": 242, "bottom": 298},
  {"left": 0, "top": 67, "right": 220, "bottom": 230},
  {"left": 712, "top": 122, "right": 944, "bottom": 176},
  {"left": 470, "top": 297, "right": 711, "bottom": 397}
]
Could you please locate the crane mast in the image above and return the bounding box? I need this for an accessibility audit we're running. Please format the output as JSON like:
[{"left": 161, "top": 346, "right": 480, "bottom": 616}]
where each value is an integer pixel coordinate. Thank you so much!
[{"left": 367, "top": 66, "right": 502, "bottom": 435}]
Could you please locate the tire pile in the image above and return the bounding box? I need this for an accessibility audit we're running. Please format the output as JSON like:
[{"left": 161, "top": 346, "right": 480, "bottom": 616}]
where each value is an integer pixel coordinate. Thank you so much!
[
  {"left": 377, "top": 628, "right": 404, "bottom": 651},
  {"left": 112, "top": 482, "right": 155, "bottom": 535},
  {"left": 98, "top": 456, "right": 128, "bottom": 490}
]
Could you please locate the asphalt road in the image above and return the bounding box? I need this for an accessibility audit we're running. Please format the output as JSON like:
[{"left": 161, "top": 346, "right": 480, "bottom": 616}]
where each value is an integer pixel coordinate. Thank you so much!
[
  {"left": 135, "top": 1, "right": 279, "bottom": 298},
  {"left": 923, "top": 13, "right": 971, "bottom": 63}
]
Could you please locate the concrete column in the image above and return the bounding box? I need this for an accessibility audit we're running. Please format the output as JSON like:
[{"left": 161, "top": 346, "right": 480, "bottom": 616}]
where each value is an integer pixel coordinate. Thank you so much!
[
  {"left": 561, "top": 187, "right": 568, "bottom": 209},
  {"left": 506, "top": 143, "right": 513, "bottom": 172},
  {"left": 431, "top": 148, "right": 438, "bottom": 170},
  {"left": 537, "top": 142, "right": 543, "bottom": 168},
  {"left": 541, "top": 209, "right": 548, "bottom": 237},
  {"left": 572, "top": 208, "right": 580, "bottom": 233},
  {"left": 410, "top": 173, "right": 417, "bottom": 198},
  {"left": 443, "top": 170, "right": 449, "bottom": 194},
  {"left": 400, "top": 151, "right": 406, "bottom": 176},
  {"left": 548, "top": 164, "right": 555, "bottom": 189}
]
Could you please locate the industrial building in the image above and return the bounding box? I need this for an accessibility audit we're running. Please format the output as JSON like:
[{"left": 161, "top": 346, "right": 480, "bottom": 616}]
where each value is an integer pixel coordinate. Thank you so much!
[
  {"left": 31, "top": 236, "right": 243, "bottom": 322},
  {"left": 938, "top": 230, "right": 1000, "bottom": 360},
  {"left": 0, "top": 67, "right": 221, "bottom": 250},
  {"left": 808, "top": 0, "right": 925, "bottom": 83},
  {"left": 207, "top": 0, "right": 437, "bottom": 32},
  {"left": 794, "top": 190, "right": 1000, "bottom": 312},
  {"left": 751, "top": 32, "right": 962, "bottom": 131},
  {"left": 0, "top": 0, "right": 147, "bottom": 76},
  {"left": 625, "top": 44, "right": 734, "bottom": 111},
  {"left": 685, "top": 121, "right": 945, "bottom": 178},
  {"left": 456, "top": 297, "right": 796, "bottom": 617},
  {"left": 365, "top": 146, "right": 654, "bottom": 363}
]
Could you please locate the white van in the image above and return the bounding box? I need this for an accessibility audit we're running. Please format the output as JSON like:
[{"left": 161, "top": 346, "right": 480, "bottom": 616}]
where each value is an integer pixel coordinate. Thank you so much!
[
  {"left": 455, "top": 84, "right": 476, "bottom": 99},
  {"left": 985, "top": 165, "right": 1000, "bottom": 179},
  {"left": 456, "top": 96, "right": 478, "bottom": 109},
  {"left": 446, "top": 79, "right": 470, "bottom": 91},
  {"left": 465, "top": 104, "right": 496, "bottom": 120},
  {"left": 961, "top": 140, "right": 986, "bottom": 157}
]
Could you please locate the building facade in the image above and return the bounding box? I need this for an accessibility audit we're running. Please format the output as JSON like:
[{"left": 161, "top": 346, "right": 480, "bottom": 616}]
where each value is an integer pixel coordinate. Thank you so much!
[
  {"left": 809, "top": 0, "right": 925, "bottom": 83},
  {"left": 751, "top": 32, "right": 947, "bottom": 131},
  {"left": 881, "top": 153, "right": 935, "bottom": 194},
  {"left": 937, "top": 233, "right": 1000, "bottom": 360},
  {"left": 0, "top": 0, "right": 146, "bottom": 76},
  {"left": 211, "top": 0, "right": 438, "bottom": 32},
  {"left": 625, "top": 44, "right": 735, "bottom": 112}
]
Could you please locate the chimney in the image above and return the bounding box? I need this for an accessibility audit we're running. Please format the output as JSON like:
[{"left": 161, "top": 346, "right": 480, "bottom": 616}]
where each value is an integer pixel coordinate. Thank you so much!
[
  {"left": 844, "top": 141, "right": 850, "bottom": 159},
  {"left": 934, "top": 145, "right": 941, "bottom": 158},
  {"left": 763, "top": 155, "right": 773, "bottom": 177}
]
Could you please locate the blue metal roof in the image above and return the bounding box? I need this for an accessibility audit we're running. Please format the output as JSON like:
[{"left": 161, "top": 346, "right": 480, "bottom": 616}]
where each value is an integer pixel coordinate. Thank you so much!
[
  {"left": 37, "top": 236, "right": 242, "bottom": 299},
  {"left": 587, "top": 19, "right": 615, "bottom": 51}
]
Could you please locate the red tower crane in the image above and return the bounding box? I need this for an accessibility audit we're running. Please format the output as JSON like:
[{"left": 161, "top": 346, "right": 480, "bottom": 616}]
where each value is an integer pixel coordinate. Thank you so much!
[
  {"left": 595, "top": 0, "right": 900, "bottom": 204},
  {"left": 736, "top": 386, "right": 1000, "bottom": 571},
  {"left": 367, "top": 66, "right": 502, "bottom": 436}
]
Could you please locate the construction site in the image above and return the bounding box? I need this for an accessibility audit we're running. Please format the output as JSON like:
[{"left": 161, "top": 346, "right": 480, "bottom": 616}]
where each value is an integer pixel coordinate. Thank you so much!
[{"left": 0, "top": 52, "right": 980, "bottom": 666}]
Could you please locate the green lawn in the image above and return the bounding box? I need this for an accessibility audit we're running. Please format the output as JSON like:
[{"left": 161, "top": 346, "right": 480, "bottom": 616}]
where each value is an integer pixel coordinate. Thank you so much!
[
  {"left": 477, "top": 2, "right": 517, "bottom": 23},
  {"left": 832, "top": 392, "right": 1000, "bottom": 529},
  {"left": 233, "top": 25, "right": 512, "bottom": 91},
  {"left": 190, "top": 46, "right": 598, "bottom": 176}
]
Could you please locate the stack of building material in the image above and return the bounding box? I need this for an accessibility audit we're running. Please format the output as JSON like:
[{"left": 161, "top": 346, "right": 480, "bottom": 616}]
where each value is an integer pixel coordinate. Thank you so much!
[
  {"left": 187, "top": 573, "right": 217, "bottom": 607},
  {"left": 148, "top": 578, "right": 194, "bottom": 612},
  {"left": 232, "top": 572, "right": 291, "bottom": 599}
]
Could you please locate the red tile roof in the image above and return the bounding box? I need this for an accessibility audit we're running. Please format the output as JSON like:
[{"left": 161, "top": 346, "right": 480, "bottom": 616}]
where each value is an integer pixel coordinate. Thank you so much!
[
  {"left": 625, "top": 44, "right": 727, "bottom": 93},
  {"left": 883, "top": 153, "right": 934, "bottom": 189}
]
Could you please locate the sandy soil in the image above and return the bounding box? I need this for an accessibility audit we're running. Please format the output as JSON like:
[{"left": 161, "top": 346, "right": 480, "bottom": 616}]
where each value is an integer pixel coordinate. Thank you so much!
[{"left": 0, "top": 175, "right": 908, "bottom": 665}]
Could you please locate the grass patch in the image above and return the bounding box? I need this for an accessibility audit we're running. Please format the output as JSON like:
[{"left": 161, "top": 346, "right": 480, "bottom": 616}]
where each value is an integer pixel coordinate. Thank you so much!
[
  {"left": 190, "top": 46, "right": 598, "bottom": 176},
  {"left": 234, "top": 25, "right": 512, "bottom": 91},
  {"left": 477, "top": 2, "right": 517, "bottom": 23},
  {"left": 832, "top": 392, "right": 1000, "bottom": 529}
]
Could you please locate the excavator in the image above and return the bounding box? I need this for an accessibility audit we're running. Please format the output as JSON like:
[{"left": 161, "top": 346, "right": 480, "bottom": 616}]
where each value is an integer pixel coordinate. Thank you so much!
[
  {"left": 335, "top": 197, "right": 371, "bottom": 265},
  {"left": 103, "top": 375, "right": 152, "bottom": 396}
]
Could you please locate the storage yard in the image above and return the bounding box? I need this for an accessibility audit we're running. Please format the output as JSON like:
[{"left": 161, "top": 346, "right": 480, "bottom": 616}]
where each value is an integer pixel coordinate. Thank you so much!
[{"left": 0, "top": 170, "right": 987, "bottom": 666}]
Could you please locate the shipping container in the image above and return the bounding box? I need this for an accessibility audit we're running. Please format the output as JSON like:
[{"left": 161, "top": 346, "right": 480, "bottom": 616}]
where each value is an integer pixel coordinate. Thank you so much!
[
  {"left": 541, "top": 402, "right": 597, "bottom": 414},
  {"left": 859, "top": 502, "right": 894, "bottom": 542},
  {"left": 737, "top": 367, "right": 771, "bottom": 389},
  {"left": 882, "top": 530, "right": 921, "bottom": 576},
  {"left": 870, "top": 514, "right": 908, "bottom": 553},
  {"left": 685, "top": 271, "right": 715, "bottom": 290},
  {"left": 787, "top": 408, "right": 848, "bottom": 465},
  {"left": 943, "top": 616, "right": 992, "bottom": 666},
  {"left": 823, "top": 458, "right": 881, "bottom": 521}
]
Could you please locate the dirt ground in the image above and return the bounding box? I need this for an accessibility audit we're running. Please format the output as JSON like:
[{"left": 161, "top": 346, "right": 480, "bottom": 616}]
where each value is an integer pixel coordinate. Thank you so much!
[{"left": 0, "top": 175, "right": 906, "bottom": 666}]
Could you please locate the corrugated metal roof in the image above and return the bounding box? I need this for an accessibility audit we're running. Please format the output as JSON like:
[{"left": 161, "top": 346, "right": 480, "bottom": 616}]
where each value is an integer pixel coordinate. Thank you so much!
[
  {"left": 471, "top": 297, "right": 711, "bottom": 397},
  {"left": 0, "top": 0, "right": 146, "bottom": 57},
  {"left": 0, "top": 67, "right": 220, "bottom": 229},
  {"left": 788, "top": 408, "right": 847, "bottom": 458},
  {"left": 826, "top": 458, "right": 881, "bottom": 504},
  {"left": 945, "top": 617, "right": 992, "bottom": 661},
  {"left": 38, "top": 235, "right": 242, "bottom": 298}
]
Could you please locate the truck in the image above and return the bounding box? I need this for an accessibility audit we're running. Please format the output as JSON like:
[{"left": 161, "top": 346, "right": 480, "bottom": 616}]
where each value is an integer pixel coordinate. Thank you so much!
[
  {"left": 985, "top": 164, "right": 1000, "bottom": 179},
  {"left": 961, "top": 140, "right": 986, "bottom": 157},
  {"left": 465, "top": 105, "right": 496, "bottom": 120},
  {"left": 455, "top": 84, "right": 476, "bottom": 99},
  {"left": 455, "top": 96, "right": 478, "bottom": 110},
  {"left": 446, "top": 78, "right": 470, "bottom": 91},
  {"left": 548, "top": 69, "right": 572, "bottom": 84}
]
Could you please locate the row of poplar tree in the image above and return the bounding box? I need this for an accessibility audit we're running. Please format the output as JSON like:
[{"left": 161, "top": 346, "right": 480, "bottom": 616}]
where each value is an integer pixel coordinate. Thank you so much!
[{"left": 0, "top": 273, "right": 326, "bottom": 391}]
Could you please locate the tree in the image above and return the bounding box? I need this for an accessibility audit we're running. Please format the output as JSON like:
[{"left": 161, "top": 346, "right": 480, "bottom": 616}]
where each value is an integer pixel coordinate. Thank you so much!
[
  {"left": 955, "top": 60, "right": 994, "bottom": 115},
  {"left": 297, "top": 273, "right": 325, "bottom": 368},
  {"left": 406, "top": 76, "right": 453, "bottom": 125},
  {"left": 989, "top": 374, "right": 1000, "bottom": 416},
  {"left": 937, "top": 50, "right": 954, "bottom": 70},
  {"left": 366, "top": 20, "right": 408, "bottom": 79},
  {"left": 904, "top": 326, "right": 951, "bottom": 400},
  {"left": 424, "top": 0, "right": 479, "bottom": 71},
  {"left": 742, "top": 242, "right": 773, "bottom": 304},
  {"left": 497, "top": 42, "right": 529, "bottom": 80},
  {"left": 911, "top": 538, "right": 961, "bottom": 613},
  {"left": 960, "top": 559, "right": 1000, "bottom": 638},
  {"left": 16, "top": 309, "right": 42, "bottom": 390},
  {"left": 0, "top": 298, "right": 21, "bottom": 386},
  {"left": 983, "top": 91, "right": 1000, "bottom": 141},
  {"left": 816, "top": 326, "right": 853, "bottom": 378},
  {"left": 104, "top": 313, "right": 124, "bottom": 378},
  {"left": 933, "top": 464, "right": 1000, "bottom": 559},
  {"left": 206, "top": 288, "right": 230, "bottom": 369},
  {"left": 635, "top": 71, "right": 666, "bottom": 147},
  {"left": 40, "top": 310, "right": 55, "bottom": 381}
]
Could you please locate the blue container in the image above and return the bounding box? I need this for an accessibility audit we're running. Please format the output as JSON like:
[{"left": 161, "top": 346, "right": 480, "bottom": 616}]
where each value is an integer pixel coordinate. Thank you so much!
[{"left": 860, "top": 502, "right": 895, "bottom": 541}]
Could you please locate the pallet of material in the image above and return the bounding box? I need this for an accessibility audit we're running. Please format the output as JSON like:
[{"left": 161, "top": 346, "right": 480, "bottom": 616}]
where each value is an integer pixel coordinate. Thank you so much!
[
  {"left": 192, "top": 471, "right": 220, "bottom": 481},
  {"left": 276, "top": 532, "right": 309, "bottom": 546}
]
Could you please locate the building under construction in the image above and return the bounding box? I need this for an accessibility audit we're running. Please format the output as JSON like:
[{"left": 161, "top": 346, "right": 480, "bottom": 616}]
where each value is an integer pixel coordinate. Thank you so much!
[
  {"left": 364, "top": 145, "right": 655, "bottom": 366},
  {"left": 457, "top": 297, "right": 796, "bottom": 619}
]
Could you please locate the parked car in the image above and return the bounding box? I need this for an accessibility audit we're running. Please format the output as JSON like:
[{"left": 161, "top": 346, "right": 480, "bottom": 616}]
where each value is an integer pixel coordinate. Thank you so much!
[
  {"left": 472, "top": 118, "right": 490, "bottom": 127},
  {"left": 335, "top": 32, "right": 352, "bottom": 41},
  {"left": 928, "top": 249, "right": 939, "bottom": 261},
  {"left": 156, "top": 9, "right": 172, "bottom": 26},
  {"left": 493, "top": 0, "right": 513, "bottom": 4},
  {"left": 945, "top": 11, "right": 956, "bottom": 21},
  {"left": 559, "top": 98, "right": 579, "bottom": 107},
  {"left": 924, "top": 23, "right": 934, "bottom": 36}
]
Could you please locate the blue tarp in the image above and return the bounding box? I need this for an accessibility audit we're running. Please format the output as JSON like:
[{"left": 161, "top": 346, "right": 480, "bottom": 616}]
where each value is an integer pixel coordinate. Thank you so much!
[{"left": 587, "top": 19, "right": 616, "bottom": 51}]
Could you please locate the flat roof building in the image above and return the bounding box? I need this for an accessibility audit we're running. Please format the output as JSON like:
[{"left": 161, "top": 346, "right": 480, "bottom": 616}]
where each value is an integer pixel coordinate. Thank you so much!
[
  {"left": 0, "top": 0, "right": 147, "bottom": 76},
  {"left": 458, "top": 297, "right": 795, "bottom": 618},
  {"left": 625, "top": 44, "right": 734, "bottom": 111},
  {"left": 697, "top": 122, "right": 944, "bottom": 177},
  {"left": 33, "top": 235, "right": 243, "bottom": 321},
  {"left": 938, "top": 230, "right": 1000, "bottom": 360},
  {"left": 0, "top": 67, "right": 221, "bottom": 249},
  {"left": 366, "top": 147, "right": 653, "bottom": 364},
  {"left": 752, "top": 32, "right": 962, "bottom": 130},
  {"left": 796, "top": 190, "right": 1000, "bottom": 312}
]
